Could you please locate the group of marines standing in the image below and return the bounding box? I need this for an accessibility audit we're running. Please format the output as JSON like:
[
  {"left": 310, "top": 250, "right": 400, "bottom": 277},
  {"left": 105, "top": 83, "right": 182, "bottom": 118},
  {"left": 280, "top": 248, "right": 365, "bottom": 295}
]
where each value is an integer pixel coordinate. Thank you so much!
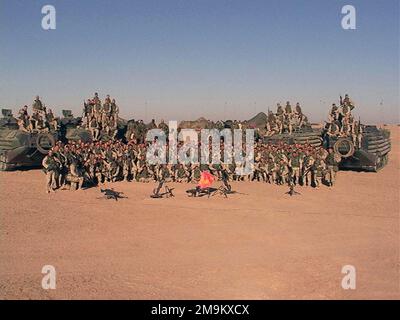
[
  {"left": 39, "top": 93, "right": 350, "bottom": 193},
  {"left": 83, "top": 93, "right": 119, "bottom": 141},
  {"left": 325, "top": 94, "right": 362, "bottom": 148},
  {"left": 41, "top": 138, "right": 339, "bottom": 193},
  {"left": 265, "top": 101, "right": 309, "bottom": 136},
  {"left": 251, "top": 141, "right": 340, "bottom": 188}
]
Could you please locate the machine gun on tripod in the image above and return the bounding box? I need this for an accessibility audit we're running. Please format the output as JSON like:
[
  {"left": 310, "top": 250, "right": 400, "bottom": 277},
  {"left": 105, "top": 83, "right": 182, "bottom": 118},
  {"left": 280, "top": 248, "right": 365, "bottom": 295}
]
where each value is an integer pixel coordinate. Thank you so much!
[
  {"left": 150, "top": 179, "right": 175, "bottom": 198},
  {"left": 285, "top": 176, "right": 301, "bottom": 196}
]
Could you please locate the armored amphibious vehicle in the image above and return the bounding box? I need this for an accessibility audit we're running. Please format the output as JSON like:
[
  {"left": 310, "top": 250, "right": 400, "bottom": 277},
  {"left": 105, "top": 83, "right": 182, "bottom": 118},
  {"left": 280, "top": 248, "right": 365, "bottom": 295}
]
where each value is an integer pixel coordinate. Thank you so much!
[
  {"left": 325, "top": 125, "right": 391, "bottom": 172},
  {"left": 0, "top": 109, "right": 57, "bottom": 170}
]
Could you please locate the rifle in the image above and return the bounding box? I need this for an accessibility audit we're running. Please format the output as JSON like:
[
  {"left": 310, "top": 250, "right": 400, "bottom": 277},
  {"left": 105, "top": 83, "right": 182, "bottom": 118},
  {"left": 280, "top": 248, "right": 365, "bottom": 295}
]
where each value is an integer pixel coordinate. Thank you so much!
[
  {"left": 100, "top": 188, "right": 126, "bottom": 201},
  {"left": 301, "top": 165, "right": 312, "bottom": 179},
  {"left": 83, "top": 171, "right": 95, "bottom": 185}
]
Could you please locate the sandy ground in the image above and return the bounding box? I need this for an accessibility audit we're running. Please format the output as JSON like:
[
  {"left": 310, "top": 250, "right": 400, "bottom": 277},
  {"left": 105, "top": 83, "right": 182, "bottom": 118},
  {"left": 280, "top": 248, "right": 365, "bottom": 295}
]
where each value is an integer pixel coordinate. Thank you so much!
[{"left": 0, "top": 126, "right": 399, "bottom": 300}]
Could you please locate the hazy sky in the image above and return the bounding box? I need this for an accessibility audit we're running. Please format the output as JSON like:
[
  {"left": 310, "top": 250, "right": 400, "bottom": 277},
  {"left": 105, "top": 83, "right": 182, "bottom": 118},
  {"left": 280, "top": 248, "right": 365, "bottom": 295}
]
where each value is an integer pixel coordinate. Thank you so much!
[{"left": 0, "top": 0, "right": 399, "bottom": 123}]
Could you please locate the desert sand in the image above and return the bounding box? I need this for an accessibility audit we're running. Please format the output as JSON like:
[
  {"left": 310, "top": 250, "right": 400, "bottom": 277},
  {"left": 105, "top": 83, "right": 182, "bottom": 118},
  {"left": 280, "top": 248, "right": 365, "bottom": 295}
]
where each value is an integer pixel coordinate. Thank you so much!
[{"left": 0, "top": 126, "right": 399, "bottom": 300}]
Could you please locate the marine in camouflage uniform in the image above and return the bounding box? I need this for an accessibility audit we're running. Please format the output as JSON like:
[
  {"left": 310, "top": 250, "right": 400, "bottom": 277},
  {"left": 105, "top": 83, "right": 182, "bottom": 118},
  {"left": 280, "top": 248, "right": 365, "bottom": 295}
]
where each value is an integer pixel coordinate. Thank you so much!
[
  {"left": 340, "top": 118, "right": 351, "bottom": 137},
  {"left": 32, "top": 95, "right": 44, "bottom": 112},
  {"left": 175, "top": 164, "right": 188, "bottom": 183},
  {"left": 328, "top": 103, "right": 339, "bottom": 123},
  {"left": 302, "top": 150, "right": 315, "bottom": 187},
  {"left": 109, "top": 158, "right": 121, "bottom": 183},
  {"left": 277, "top": 158, "right": 289, "bottom": 185},
  {"left": 122, "top": 151, "right": 132, "bottom": 181},
  {"left": 325, "top": 147, "right": 340, "bottom": 187},
  {"left": 284, "top": 101, "right": 292, "bottom": 115},
  {"left": 352, "top": 121, "right": 363, "bottom": 149},
  {"left": 42, "top": 150, "right": 59, "bottom": 193},
  {"left": 274, "top": 103, "right": 284, "bottom": 134},
  {"left": 137, "top": 155, "right": 149, "bottom": 182},
  {"left": 46, "top": 109, "right": 58, "bottom": 131},
  {"left": 313, "top": 155, "right": 326, "bottom": 188},
  {"left": 265, "top": 157, "right": 277, "bottom": 184},
  {"left": 83, "top": 99, "right": 93, "bottom": 128},
  {"left": 158, "top": 164, "right": 172, "bottom": 183},
  {"left": 93, "top": 96, "right": 102, "bottom": 124},
  {"left": 67, "top": 159, "right": 84, "bottom": 190},
  {"left": 252, "top": 152, "right": 263, "bottom": 182},
  {"left": 17, "top": 105, "right": 30, "bottom": 132},
  {"left": 102, "top": 98, "right": 111, "bottom": 126},
  {"left": 111, "top": 99, "right": 119, "bottom": 118},
  {"left": 191, "top": 164, "right": 202, "bottom": 183},
  {"left": 288, "top": 151, "right": 302, "bottom": 185},
  {"left": 94, "top": 156, "right": 104, "bottom": 184},
  {"left": 89, "top": 117, "right": 100, "bottom": 141},
  {"left": 327, "top": 121, "right": 340, "bottom": 140}
]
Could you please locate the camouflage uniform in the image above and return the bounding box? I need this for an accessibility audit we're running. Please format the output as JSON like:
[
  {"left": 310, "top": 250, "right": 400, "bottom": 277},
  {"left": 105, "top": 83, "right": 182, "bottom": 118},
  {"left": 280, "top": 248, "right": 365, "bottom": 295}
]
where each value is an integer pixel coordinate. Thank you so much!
[
  {"left": 302, "top": 153, "right": 315, "bottom": 187},
  {"left": 277, "top": 159, "right": 288, "bottom": 185},
  {"left": 325, "top": 149, "right": 340, "bottom": 186},
  {"left": 289, "top": 152, "right": 301, "bottom": 185},
  {"left": 67, "top": 160, "right": 84, "bottom": 190},
  {"left": 313, "top": 156, "right": 326, "bottom": 187},
  {"left": 266, "top": 158, "right": 277, "bottom": 184},
  {"left": 42, "top": 152, "right": 59, "bottom": 193}
]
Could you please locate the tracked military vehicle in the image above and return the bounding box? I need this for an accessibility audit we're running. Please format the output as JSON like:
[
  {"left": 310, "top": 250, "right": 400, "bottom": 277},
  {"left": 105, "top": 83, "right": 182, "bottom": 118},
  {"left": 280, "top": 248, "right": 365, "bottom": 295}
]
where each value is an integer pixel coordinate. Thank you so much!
[
  {"left": 325, "top": 125, "right": 391, "bottom": 172},
  {"left": 245, "top": 111, "right": 323, "bottom": 147},
  {"left": 0, "top": 97, "right": 392, "bottom": 173},
  {"left": 0, "top": 109, "right": 57, "bottom": 170},
  {"left": 262, "top": 122, "right": 391, "bottom": 172},
  {"left": 59, "top": 110, "right": 92, "bottom": 143},
  {"left": 61, "top": 110, "right": 127, "bottom": 143},
  {"left": 263, "top": 125, "right": 323, "bottom": 147}
]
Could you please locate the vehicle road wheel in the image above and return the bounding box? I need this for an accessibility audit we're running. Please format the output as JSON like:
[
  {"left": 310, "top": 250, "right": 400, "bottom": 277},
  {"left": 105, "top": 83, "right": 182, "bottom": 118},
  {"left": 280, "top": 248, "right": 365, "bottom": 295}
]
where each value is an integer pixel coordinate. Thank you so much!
[
  {"left": 333, "top": 138, "right": 355, "bottom": 158},
  {"left": 36, "top": 133, "right": 56, "bottom": 154}
]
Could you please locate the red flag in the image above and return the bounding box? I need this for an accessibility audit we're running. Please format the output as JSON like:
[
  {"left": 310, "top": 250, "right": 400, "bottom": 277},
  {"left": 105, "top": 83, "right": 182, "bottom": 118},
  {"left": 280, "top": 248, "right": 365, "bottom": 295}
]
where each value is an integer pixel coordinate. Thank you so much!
[{"left": 198, "top": 171, "right": 214, "bottom": 189}]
